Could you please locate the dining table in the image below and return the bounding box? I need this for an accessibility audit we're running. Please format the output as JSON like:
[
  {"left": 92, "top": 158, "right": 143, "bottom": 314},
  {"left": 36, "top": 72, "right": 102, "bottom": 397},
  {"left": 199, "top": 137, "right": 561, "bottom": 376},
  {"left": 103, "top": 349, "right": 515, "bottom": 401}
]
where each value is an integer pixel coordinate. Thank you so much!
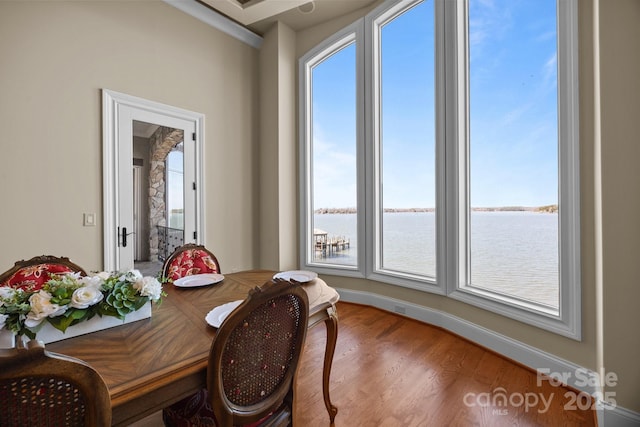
[{"left": 46, "top": 269, "right": 339, "bottom": 426}]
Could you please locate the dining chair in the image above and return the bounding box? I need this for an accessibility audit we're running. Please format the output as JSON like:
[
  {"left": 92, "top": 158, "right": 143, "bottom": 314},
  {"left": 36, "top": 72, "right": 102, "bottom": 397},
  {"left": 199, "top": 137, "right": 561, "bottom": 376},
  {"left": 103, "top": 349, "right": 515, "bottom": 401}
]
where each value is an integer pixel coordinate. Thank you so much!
[
  {"left": 0, "top": 339, "right": 112, "bottom": 427},
  {"left": 162, "top": 278, "right": 309, "bottom": 427},
  {"left": 162, "top": 243, "right": 222, "bottom": 281},
  {"left": 0, "top": 255, "right": 87, "bottom": 292}
]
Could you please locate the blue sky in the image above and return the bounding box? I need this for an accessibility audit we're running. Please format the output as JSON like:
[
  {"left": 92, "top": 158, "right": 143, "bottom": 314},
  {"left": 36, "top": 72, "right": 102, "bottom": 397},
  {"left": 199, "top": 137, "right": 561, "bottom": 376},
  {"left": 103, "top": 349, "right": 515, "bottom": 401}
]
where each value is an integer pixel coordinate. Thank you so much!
[{"left": 312, "top": 0, "right": 558, "bottom": 209}]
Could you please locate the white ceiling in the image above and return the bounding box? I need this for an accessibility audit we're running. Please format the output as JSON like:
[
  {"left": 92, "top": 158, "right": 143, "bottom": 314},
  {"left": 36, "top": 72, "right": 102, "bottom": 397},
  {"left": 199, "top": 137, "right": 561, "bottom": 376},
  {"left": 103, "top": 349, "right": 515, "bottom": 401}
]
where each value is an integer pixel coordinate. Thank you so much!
[{"left": 198, "top": 0, "right": 379, "bottom": 33}]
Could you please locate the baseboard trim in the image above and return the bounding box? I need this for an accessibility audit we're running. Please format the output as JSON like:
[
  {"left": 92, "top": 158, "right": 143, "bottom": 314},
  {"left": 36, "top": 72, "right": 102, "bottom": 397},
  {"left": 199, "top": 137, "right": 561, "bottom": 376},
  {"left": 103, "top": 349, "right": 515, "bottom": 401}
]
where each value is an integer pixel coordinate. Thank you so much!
[
  {"left": 597, "top": 403, "right": 640, "bottom": 427},
  {"left": 337, "top": 288, "right": 640, "bottom": 427}
]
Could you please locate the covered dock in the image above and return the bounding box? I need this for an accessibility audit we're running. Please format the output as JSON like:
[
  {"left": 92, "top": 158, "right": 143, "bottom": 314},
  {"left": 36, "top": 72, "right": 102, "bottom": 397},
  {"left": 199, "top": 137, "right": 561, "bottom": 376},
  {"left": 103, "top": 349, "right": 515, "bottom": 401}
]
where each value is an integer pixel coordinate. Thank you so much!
[{"left": 314, "top": 228, "right": 350, "bottom": 258}]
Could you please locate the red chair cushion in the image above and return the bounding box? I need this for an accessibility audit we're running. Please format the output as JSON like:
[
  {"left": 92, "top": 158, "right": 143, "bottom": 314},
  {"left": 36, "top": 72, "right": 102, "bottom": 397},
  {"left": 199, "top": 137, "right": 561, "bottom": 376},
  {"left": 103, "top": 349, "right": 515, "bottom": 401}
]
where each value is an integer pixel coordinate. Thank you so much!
[
  {"left": 166, "top": 250, "right": 219, "bottom": 281},
  {"left": 162, "top": 389, "right": 268, "bottom": 427},
  {"left": 1, "top": 264, "right": 75, "bottom": 292}
]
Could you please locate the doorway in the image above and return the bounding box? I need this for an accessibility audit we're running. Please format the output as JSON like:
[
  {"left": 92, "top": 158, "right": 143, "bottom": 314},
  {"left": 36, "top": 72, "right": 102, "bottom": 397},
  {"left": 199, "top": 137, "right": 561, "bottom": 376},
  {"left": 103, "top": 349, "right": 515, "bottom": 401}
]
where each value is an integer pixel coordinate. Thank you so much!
[{"left": 102, "top": 89, "right": 205, "bottom": 274}]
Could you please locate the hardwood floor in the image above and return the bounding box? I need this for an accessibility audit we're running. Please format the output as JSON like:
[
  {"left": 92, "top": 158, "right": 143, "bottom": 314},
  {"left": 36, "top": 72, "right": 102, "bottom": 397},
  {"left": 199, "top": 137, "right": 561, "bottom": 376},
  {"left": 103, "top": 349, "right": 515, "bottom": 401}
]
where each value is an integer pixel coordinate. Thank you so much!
[
  {"left": 129, "top": 301, "right": 596, "bottom": 426},
  {"left": 294, "top": 302, "right": 596, "bottom": 427}
]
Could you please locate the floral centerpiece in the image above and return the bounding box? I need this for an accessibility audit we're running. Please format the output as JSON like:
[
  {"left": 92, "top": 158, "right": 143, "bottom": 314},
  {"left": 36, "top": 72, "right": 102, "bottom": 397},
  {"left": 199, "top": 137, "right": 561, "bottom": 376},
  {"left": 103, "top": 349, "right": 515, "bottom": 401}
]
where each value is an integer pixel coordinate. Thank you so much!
[{"left": 0, "top": 269, "right": 165, "bottom": 340}]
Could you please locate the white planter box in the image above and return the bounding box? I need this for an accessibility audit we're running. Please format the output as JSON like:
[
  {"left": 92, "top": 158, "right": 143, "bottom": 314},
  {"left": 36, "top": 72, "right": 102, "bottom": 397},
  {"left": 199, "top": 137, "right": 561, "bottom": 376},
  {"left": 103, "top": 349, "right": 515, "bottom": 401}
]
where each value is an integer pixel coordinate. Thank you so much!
[{"left": 0, "top": 302, "right": 152, "bottom": 348}]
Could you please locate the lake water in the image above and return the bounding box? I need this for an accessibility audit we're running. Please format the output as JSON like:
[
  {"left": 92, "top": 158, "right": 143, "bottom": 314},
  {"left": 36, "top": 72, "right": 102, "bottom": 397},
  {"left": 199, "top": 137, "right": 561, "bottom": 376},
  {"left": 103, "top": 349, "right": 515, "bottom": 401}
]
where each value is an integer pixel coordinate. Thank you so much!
[{"left": 313, "top": 211, "right": 559, "bottom": 309}]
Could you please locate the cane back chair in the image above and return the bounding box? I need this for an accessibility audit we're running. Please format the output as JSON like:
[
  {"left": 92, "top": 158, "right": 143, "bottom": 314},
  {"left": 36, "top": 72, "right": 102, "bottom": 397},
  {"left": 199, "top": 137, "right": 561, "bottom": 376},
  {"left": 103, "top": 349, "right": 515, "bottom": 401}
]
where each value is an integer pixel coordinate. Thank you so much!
[
  {"left": 163, "top": 279, "right": 309, "bottom": 427},
  {"left": 0, "top": 340, "right": 111, "bottom": 427}
]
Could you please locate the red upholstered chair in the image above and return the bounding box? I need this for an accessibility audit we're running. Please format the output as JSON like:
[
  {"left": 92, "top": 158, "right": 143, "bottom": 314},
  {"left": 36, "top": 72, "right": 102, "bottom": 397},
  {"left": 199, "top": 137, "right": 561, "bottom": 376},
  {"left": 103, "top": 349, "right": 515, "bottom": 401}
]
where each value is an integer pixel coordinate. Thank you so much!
[
  {"left": 0, "top": 339, "right": 111, "bottom": 427},
  {"left": 0, "top": 255, "right": 87, "bottom": 292},
  {"left": 162, "top": 244, "right": 221, "bottom": 281},
  {"left": 162, "top": 279, "right": 309, "bottom": 427}
]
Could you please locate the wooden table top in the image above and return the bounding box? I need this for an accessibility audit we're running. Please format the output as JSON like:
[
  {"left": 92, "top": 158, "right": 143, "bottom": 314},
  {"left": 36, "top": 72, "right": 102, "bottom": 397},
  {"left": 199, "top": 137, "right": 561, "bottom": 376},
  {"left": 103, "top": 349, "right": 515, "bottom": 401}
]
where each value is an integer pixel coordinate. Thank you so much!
[{"left": 47, "top": 269, "right": 282, "bottom": 425}]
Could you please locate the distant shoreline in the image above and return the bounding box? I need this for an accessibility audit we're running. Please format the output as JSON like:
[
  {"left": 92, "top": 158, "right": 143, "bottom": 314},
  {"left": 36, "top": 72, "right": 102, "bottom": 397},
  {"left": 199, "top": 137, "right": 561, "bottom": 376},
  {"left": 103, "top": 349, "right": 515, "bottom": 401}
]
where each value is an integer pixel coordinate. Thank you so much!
[{"left": 314, "top": 205, "right": 558, "bottom": 214}]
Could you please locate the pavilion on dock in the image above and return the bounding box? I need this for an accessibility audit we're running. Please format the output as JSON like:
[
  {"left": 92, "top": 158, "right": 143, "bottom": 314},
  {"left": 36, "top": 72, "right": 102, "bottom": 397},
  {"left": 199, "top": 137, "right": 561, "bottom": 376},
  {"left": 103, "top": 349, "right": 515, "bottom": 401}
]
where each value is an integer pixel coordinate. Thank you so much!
[{"left": 314, "top": 228, "right": 350, "bottom": 258}]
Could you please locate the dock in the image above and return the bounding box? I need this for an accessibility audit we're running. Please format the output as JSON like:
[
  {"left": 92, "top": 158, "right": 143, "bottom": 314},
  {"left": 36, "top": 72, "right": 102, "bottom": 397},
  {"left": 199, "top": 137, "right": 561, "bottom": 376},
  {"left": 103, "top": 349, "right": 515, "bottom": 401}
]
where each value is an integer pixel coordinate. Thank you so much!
[{"left": 314, "top": 228, "right": 350, "bottom": 258}]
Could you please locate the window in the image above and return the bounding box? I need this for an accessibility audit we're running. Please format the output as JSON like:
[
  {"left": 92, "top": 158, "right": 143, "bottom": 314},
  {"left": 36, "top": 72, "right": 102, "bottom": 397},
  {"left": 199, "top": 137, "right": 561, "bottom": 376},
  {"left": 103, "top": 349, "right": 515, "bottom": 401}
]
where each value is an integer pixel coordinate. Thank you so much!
[
  {"left": 312, "top": 41, "right": 358, "bottom": 268},
  {"left": 166, "top": 143, "right": 184, "bottom": 230},
  {"left": 300, "top": 24, "right": 363, "bottom": 273},
  {"left": 299, "top": 0, "right": 580, "bottom": 338},
  {"left": 376, "top": 0, "right": 436, "bottom": 279},
  {"left": 465, "top": 0, "right": 560, "bottom": 308}
]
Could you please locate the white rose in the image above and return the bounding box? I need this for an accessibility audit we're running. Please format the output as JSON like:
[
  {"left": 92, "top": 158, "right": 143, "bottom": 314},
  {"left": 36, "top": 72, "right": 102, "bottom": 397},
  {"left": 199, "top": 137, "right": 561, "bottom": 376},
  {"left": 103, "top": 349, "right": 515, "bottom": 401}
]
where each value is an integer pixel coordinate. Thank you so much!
[
  {"left": 25, "top": 290, "right": 67, "bottom": 327},
  {"left": 70, "top": 286, "right": 104, "bottom": 309},
  {"left": 0, "top": 313, "right": 8, "bottom": 330},
  {"left": 134, "top": 276, "right": 162, "bottom": 301}
]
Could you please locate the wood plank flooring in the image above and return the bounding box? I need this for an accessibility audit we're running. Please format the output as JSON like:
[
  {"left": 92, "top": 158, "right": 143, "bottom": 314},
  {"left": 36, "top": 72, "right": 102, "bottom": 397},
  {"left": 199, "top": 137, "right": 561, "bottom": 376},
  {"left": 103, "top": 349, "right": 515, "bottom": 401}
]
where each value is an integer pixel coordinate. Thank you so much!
[
  {"left": 129, "top": 301, "right": 596, "bottom": 426},
  {"left": 294, "top": 302, "right": 596, "bottom": 427}
]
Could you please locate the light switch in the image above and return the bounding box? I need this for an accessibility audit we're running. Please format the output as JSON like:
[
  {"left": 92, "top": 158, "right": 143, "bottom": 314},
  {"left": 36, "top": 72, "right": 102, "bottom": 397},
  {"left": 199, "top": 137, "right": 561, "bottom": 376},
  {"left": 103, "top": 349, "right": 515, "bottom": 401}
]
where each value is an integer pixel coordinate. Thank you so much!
[{"left": 83, "top": 213, "right": 96, "bottom": 227}]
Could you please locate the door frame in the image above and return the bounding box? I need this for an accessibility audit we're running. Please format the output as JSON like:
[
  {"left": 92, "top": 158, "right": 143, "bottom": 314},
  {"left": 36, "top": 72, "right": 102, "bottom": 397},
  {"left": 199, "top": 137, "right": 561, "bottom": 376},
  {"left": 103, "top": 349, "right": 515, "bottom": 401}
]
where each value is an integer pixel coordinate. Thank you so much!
[
  {"left": 132, "top": 164, "right": 143, "bottom": 261},
  {"left": 102, "top": 89, "right": 205, "bottom": 272}
]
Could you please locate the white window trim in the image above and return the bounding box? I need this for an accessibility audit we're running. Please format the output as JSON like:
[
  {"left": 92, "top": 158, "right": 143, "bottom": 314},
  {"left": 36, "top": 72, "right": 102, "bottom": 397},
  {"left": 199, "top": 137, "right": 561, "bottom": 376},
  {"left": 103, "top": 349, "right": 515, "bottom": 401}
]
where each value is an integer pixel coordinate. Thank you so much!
[
  {"left": 365, "top": 0, "right": 446, "bottom": 294},
  {"left": 298, "top": 21, "right": 367, "bottom": 279},
  {"left": 446, "top": 0, "right": 581, "bottom": 340},
  {"left": 298, "top": 0, "right": 581, "bottom": 340}
]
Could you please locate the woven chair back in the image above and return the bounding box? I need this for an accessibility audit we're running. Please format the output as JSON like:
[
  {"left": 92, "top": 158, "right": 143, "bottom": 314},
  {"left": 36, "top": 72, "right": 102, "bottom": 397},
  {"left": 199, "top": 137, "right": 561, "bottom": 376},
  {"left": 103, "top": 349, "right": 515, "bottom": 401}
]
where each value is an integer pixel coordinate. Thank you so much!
[
  {"left": 208, "top": 279, "right": 309, "bottom": 426},
  {"left": 0, "top": 340, "right": 111, "bottom": 427}
]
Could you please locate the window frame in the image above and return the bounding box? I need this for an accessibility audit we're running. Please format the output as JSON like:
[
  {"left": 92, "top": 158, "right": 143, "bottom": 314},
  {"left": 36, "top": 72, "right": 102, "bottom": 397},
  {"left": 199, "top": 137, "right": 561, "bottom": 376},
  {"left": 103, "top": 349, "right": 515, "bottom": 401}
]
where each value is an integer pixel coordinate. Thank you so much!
[
  {"left": 298, "top": 22, "right": 366, "bottom": 279},
  {"left": 298, "top": 0, "right": 581, "bottom": 339},
  {"left": 445, "top": 0, "right": 581, "bottom": 339},
  {"left": 365, "top": 0, "right": 446, "bottom": 293}
]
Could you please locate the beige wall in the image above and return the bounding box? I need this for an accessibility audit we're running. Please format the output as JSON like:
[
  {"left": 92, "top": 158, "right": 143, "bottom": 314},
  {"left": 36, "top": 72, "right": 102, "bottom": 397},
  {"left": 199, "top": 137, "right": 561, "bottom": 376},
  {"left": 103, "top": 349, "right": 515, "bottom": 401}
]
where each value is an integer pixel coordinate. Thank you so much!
[
  {"left": 258, "top": 24, "right": 280, "bottom": 269},
  {"left": 0, "top": 1, "right": 259, "bottom": 273},
  {"left": 290, "top": 0, "right": 639, "bottom": 413},
  {"left": 258, "top": 22, "right": 298, "bottom": 271},
  {"left": 598, "top": 0, "right": 640, "bottom": 412},
  {"left": 1, "top": 0, "right": 638, "bottom": 414}
]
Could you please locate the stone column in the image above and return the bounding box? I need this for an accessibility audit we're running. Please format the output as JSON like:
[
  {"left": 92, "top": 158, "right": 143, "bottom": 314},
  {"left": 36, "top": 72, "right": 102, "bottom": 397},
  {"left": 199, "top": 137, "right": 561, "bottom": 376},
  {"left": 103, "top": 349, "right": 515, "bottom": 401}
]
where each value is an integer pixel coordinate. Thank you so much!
[{"left": 147, "top": 127, "right": 184, "bottom": 261}]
